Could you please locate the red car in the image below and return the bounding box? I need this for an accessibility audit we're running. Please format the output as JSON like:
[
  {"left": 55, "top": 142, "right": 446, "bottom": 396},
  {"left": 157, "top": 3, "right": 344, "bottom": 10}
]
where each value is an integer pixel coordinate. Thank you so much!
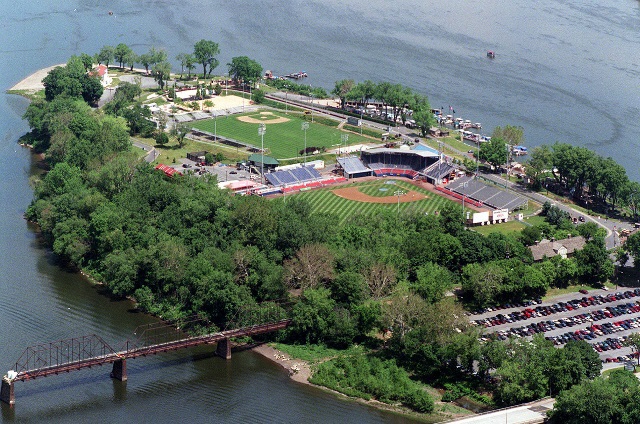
[{"left": 579, "top": 289, "right": 589, "bottom": 294}]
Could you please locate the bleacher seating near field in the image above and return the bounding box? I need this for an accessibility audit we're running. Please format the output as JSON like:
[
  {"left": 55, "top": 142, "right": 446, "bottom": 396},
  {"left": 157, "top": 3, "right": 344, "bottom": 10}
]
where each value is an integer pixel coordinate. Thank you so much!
[
  {"left": 446, "top": 176, "right": 528, "bottom": 210},
  {"left": 424, "top": 161, "right": 455, "bottom": 181},
  {"left": 265, "top": 166, "right": 323, "bottom": 188},
  {"left": 337, "top": 156, "right": 372, "bottom": 178},
  {"left": 435, "top": 186, "right": 483, "bottom": 207}
]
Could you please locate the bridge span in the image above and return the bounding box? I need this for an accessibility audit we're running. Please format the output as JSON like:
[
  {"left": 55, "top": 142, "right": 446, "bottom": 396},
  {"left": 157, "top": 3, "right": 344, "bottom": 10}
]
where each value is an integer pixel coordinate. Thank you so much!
[{"left": 1, "top": 303, "right": 292, "bottom": 405}]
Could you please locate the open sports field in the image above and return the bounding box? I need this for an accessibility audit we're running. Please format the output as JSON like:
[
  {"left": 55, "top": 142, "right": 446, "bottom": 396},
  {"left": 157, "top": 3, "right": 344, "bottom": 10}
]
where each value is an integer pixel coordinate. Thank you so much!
[
  {"left": 191, "top": 111, "right": 373, "bottom": 159},
  {"left": 292, "top": 179, "right": 463, "bottom": 223}
]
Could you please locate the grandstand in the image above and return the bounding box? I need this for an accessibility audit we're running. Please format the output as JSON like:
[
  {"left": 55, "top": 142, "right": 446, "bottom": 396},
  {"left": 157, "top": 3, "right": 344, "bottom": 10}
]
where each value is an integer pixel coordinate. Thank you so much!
[
  {"left": 446, "top": 176, "right": 528, "bottom": 210},
  {"left": 337, "top": 156, "right": 372, "bottom": 178},
  {"left": 360, "top": 148, "right": 440, "bottom": 180},
  {"left": 423, "top": 161, "right": 456, "bottom": 183}
]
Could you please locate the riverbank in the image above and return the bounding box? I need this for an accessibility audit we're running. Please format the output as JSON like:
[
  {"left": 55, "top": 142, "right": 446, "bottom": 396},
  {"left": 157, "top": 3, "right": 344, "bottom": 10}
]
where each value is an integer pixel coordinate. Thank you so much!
[
  {"left": 8, "top": 64, "right": 64, "bottom": 92},
  {"left": 252, "top": 343, "right": 312, "bottom": 385}
]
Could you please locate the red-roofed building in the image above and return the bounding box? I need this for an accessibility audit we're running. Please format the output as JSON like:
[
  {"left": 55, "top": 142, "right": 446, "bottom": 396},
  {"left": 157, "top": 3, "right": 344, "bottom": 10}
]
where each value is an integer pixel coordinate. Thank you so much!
[
  {"left": 90, "top": 64, "right": 112, "bottom": 87},
  {"left": 155, "top": 163, "right": 182, "bottom": 178}
]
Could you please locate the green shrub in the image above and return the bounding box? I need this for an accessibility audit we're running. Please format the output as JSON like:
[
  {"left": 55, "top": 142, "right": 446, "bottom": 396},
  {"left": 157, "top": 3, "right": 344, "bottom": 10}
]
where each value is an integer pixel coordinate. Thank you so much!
[{"left": 310, "top": 353, "right": 434, "bottom": 413}]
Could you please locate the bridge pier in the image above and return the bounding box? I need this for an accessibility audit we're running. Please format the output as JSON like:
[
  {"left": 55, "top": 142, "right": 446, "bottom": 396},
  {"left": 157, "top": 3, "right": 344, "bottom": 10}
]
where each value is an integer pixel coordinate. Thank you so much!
[
  {"left": 216, "top": 338, "right": 231, "bottom": 359},
  {"left": 1, "top": 377, "right": 15, "bottom": 406},
  {"left": 110, "top": 359, "right": 127, "bottom": 381}
]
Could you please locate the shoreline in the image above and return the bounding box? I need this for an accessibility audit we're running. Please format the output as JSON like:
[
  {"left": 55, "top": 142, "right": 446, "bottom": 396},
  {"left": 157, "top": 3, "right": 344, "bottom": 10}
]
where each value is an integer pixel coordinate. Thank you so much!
[
  {"left": 250, "top": 343, "right": 450, "bottom": 422},
  {"left": 9, "top": 64, "right": 65, "bottom": 92}
]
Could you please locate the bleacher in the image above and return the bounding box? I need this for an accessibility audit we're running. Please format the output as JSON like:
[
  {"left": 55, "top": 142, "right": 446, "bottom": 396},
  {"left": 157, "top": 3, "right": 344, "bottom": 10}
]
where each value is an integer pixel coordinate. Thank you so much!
[
  {"left": 191, "top": 111, "right": 211, "bottom": 120},
  {"left": 337, "top": 156, "right": 371, "bottom": 177},
  {"left": 265, "top": 166, "right": 322, "bottom": 188},
  {"left": 446, "top": 176, "right": 528, "bottom": 210},
  {"left": 424, "top": 161, "right": 455, "bottom": 181},
  {"left": 367, "top": 164, "right": 418, "bottom": 178},
  {"left": 174, "top": 114, "right": 194, "bottom": 122}
]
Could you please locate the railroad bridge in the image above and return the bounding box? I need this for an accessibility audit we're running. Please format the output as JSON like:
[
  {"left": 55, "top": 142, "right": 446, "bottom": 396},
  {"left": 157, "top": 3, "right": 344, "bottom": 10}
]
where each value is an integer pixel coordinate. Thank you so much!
[{"left": 1, "top": 302, "right": 292, "bottom": 405}]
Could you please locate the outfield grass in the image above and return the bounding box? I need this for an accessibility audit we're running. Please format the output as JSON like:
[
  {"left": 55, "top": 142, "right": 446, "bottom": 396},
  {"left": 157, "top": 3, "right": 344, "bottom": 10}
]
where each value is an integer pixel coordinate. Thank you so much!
[
  {"left": 291, "top": 179, "right": 462, "bottom": 224},
  {"left": 191, "top": 111, "right": 376, "bottom": 159}
]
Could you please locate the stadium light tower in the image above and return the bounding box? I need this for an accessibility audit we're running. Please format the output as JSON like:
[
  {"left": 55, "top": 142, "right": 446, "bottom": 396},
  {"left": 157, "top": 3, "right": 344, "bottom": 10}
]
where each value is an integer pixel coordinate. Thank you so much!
[
  {"left": 302, "top": 121, "right": 310, "bottom": 165},
  {"left": 259, "top": 123, "right": 266, "bottom": 184},
  {"left": 341, "top": 134, "right": 349, "bottom": 157}
]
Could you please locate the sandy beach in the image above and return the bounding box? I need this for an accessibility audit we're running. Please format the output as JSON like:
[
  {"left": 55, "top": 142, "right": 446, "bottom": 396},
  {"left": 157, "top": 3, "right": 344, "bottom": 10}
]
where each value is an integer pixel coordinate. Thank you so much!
[
  {"left": 9, "top": 64, "right": 64, "bottom": 91},
  {"left": 252, "top": 343, "right": 312, "bottom": 385}
]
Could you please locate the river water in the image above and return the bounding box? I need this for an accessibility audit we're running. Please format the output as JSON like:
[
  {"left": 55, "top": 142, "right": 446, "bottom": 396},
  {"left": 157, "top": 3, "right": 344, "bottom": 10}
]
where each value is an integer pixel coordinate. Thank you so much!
[{"left": 1, "top": 0, "right": 640, "bottom": 421}]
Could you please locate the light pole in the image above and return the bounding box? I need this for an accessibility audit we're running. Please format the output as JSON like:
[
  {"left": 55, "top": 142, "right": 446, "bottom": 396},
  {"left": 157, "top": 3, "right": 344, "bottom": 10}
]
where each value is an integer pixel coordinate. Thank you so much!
[
  {"left": 259, "top": 123, "right": 266, "bottom": 184},
  {"left": 461, "top": 181, "right": 469, "bottom": 222},
  {"left": 341, "top": 134, "right": 349, "bottom": 157},
  {"left": 394, "top": 190, "right": 406, "bottom": 216},
  {"left": 214, "top": 113, "right": 217, "bottom": 141},
  {"left": 438, "top": 141, "right": 444, "bottom": 185},
  {"left": 505, "top": 143, "right": 510, "bottom": 188},
  {"left": 476, "top": 141, "right": 479, "bottom": 179},
  {"left": 302, "top": 121, "right": 309, "bottom": 166}
]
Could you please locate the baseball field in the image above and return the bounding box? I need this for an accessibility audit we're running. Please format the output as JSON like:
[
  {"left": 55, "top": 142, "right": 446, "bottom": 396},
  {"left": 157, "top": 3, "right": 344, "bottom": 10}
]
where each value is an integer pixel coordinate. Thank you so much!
[
  {"left": 190, "top": 111, "right": 375, "bottom": 159},
  {"left": 289, "top": 179, "right": 465, "bottom": 223}
]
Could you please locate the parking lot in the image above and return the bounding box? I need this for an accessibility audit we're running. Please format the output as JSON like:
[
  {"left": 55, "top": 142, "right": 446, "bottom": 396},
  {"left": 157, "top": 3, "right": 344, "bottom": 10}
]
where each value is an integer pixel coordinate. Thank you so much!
[
  {"left": 471, "top": 288, "right": 640, "bottom": 370},
  {"left": 175, "top": 158, "right": 256, "bottom": 183}
]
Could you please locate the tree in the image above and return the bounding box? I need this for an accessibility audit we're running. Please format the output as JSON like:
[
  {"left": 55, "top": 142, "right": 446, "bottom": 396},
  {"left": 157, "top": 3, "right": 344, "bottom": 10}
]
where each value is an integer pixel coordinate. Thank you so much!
[
  {"left": 125, "top": 51, "right": 138, "bottom": 72},
  {"left": 479, "top": 136, "right": 508, "bottom": 171},
  {"left": 412, "top": 106, "right": 435, "bottom": 137},
  {"left": 252, "top": 89, "right": 265, "bottom": 104},
  {"left": 152, "top": 61, "right": 172, "bottom": 90},
  {"left": 96, "top": 45, "right": 115, "bottom": 67},
  {"left": 363, "top": 262, "right": 397, "bottom": 299},
  {"left": 284, "top": 243, "right": 334, "bottom": 289},
  {"left": 227, "top": 56, "right": 263, "bottom": 86},
  {"left": 411, "top": 262, "right": 454, "bottom": 304},
  {"left": 548, "top": 372, "right": 638, "bottom": 424},
  {"left": 79, "top": 53, "right": 94, "bottom": 71},
  {"left": 81, "top": 74, "right": 104, "bottom": 105},
  {"left": 574, "top": 240, "right": 614, "bottom": 283},
  {"left": 193, "top": 39, "right": 220, "bottom": 78},
  {"left": 492, "top": 125, "right": 524, "bottom": 146},
  {"left": 114, "top": 43, "right": 133, "bottom": 69},
  {"left": 288, "top": 288, "right": 337, "bottom": 344},
  {"left": 526, "top": 145, "right": 552, "bottom": 189},
  {"left": 170, "top": 123, "right": 189, "bottom": 148},
  {"left": 332, "top": 79, "right": 355, "bottom": 109},
  {"left": 624, "top": 333, "right": 640, "bottom": 365}
]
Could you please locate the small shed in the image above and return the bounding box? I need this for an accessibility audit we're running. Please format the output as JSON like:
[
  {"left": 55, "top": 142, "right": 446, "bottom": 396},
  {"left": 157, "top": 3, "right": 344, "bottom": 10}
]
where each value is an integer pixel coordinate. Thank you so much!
[{"left": 429, "top": 127, "right": 450, "bottom": 138}]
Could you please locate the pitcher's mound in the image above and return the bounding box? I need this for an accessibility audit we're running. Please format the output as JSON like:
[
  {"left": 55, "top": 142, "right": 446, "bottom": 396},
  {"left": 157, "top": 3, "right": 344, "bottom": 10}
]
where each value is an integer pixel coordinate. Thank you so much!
[{"left": 237, "top": 111, "right": 290, "bottom": 124}]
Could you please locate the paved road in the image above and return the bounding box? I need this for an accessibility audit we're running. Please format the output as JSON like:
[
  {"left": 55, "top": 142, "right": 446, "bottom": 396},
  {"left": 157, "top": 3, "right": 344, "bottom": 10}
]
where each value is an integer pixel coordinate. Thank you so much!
[
  {"left": 131, "top": 139, "right": 158, "bottom": 163},
  {"left": 446, "top": 398, "right": 554, "bottom": 424}
]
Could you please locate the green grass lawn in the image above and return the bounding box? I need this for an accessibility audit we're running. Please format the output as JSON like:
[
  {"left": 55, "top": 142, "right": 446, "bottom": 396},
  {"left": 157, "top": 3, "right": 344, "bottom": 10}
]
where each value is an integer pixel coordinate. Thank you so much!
[
  {"left": 472, "top": 220, "right": 527, "bottom": 236},
  {"left": 290, "top": 179, "right": 462, "bottom": 224},
  {"left": 191, "top": 111, "right": 376, "bottom": 159}
]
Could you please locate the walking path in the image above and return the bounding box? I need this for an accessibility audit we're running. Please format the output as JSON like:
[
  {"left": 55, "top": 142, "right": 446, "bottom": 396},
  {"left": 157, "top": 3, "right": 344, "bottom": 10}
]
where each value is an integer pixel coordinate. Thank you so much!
[{"left": 444, "top": 397, "right": 555, "bottom": 424}]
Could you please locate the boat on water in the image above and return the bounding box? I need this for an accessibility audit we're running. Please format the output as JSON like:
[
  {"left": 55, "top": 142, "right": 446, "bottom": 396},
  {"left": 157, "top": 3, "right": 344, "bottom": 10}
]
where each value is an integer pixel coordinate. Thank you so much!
[
  {"left": 487, "top": 50, "right": 495, "bottom": 58},
  {"left": 513, "top": 145, "right": 528, "bottom": 156}
]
